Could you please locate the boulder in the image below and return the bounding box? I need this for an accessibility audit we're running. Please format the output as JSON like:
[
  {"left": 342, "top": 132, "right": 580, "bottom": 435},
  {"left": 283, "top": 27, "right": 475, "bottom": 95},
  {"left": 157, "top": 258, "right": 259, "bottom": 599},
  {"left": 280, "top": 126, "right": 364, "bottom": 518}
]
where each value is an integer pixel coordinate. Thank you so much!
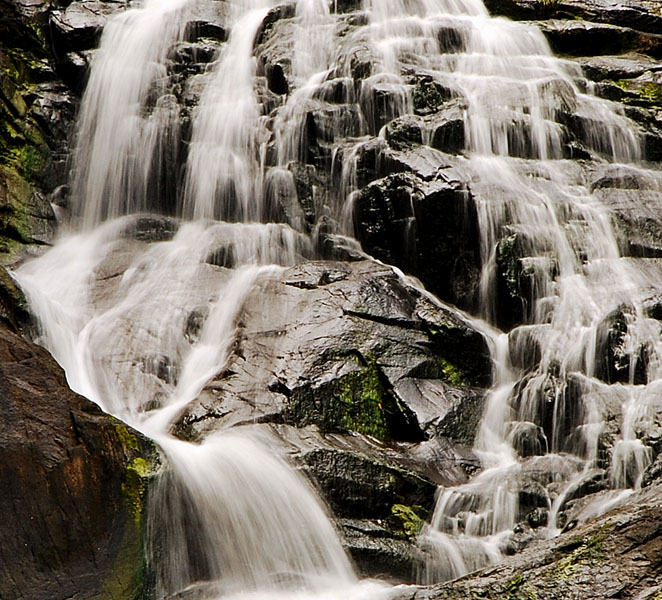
[
  {"left": 484, "top": 0, "right": 662, "bottom": 36},
  {"left": 0, "top": 323, "right": 158, "bottom": 600},
  {"left": 354, "top": 168, "right": 482, "bottom": 313},
  {"left": 50, "top": 1, "right": 129, "bottom": 55},
  {"left": 173, "top": 259, "right": 491, "bottom": 441}
]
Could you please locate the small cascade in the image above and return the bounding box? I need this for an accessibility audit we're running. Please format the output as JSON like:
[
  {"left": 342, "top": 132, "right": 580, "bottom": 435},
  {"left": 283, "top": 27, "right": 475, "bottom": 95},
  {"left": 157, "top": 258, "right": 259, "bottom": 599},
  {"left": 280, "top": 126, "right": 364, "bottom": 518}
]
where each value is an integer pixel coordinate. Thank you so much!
[
  {"left": 70, "top": 0, "right": 193, "bottom": 226},
  {"left": 148, "top": 432, "right": 355, "bottom": 597},
  {"left": 184, "top": 3, "right": 275, "bottom": 221}
]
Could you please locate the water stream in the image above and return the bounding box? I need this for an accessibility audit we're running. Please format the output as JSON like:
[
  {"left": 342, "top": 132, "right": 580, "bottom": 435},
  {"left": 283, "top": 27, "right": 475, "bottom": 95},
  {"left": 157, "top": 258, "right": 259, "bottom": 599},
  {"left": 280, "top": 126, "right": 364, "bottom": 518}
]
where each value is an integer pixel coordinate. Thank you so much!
[{"left": 11, "top": 0, "right": 662, "bottom": 596}]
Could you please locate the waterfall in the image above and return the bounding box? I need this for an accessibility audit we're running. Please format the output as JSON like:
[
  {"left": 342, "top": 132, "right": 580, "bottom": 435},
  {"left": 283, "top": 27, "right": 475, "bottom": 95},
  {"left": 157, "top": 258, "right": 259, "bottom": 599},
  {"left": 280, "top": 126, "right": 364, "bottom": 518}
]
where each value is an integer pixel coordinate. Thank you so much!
[{"left": 10, "top": 0, "right": 662, "bottom": 594}]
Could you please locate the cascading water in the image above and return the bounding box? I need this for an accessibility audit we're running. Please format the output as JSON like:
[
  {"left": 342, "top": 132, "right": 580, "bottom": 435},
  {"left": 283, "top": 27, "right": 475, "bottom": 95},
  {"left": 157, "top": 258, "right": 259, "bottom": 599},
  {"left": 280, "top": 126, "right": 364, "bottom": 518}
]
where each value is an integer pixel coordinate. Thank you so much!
[{"left": 10, "top": 0, "right": 662, "bottom": 595}]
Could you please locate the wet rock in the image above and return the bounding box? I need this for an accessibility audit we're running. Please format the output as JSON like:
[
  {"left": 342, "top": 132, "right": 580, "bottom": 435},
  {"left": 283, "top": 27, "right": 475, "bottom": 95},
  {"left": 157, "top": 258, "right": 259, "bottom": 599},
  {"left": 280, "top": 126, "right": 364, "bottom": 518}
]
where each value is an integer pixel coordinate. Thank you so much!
[
  {"left": 515, "top": 474, "right": 550, "bottom": 517},
  {"left": 592, "top": 165, "right": 662, "bottom": 258},
  {"left": 339, "top": 518, "right": 425, "bottom": 582},
  {"left": 411, "top": 76, "right": 455, "bottom": 117},
  {"left": 386, "top": 116, "right": 424, "bottom": 151},
  {"left": 0, "top": 2, "right": 76, "bottom": 260},
  {"left": 508, "top": 325, "right": 544, "bottom": 372},
  {"left": 428, "top": 103, "right": 465, "bottom": 155},
  {"left": 0, "top": 266, "right": 33, "bottom": 334},
  {"left": 119, "top": 214, "right": 180, "bottom": 243},
  {"left": 536, "top": 19, "right": 662, "bottom": 58},
  {"left": 642, "top": 452, "right": 662, "bottom": 487},
  {"left": 355, "top": 169, "right": 482, "bottom": 313},
  {"left": 526, "top": 507, "right": 548, "bottom": 528},
  {"left": 564, "top": 470, "right": 610, "bottom": 507},
  {"left": 300, "top": 447, "right": 436, "bottom": 519},
  {"left": 50, "top": 1, "right": 128, "bottom": 54},
  {"left": 183, "top": 0, "right": 230, "bottom": 44},
  {"left": 169, "top": 40, "right": 222, "bottom": 77},
  {"left": 432, "top": 388, "right": 485, "bottom": 448},
  {"left": 0, "top": 323, "right": 158, "bottom": 600},
  {"left": 509, "top": 373, "right": 586, "bottom": 454},
  {"left": 571, "top": 53, "right": 660, "bottom": 83},
  {"left": 173, "top": 259, "right": 491, "bottom": 441},
  {"left": 485, "top": 0, "right": 662, "bottom": 36},
  {"left": 508, "top": 421, "right": 548, "bottom": 458},
  {"left": 332, "top": 0, "right": 363, "bottom": 14},
  {"left": 594, "top": 306, "right": 648, "bottom": 385}
]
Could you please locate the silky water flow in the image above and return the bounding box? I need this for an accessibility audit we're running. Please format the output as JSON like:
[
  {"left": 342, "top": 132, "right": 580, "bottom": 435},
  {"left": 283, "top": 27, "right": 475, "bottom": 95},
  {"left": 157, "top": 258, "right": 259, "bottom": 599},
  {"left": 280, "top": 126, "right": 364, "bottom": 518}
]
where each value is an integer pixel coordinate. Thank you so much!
[{"left": 12, "top": 0, "right": 662, "bottom": 596}]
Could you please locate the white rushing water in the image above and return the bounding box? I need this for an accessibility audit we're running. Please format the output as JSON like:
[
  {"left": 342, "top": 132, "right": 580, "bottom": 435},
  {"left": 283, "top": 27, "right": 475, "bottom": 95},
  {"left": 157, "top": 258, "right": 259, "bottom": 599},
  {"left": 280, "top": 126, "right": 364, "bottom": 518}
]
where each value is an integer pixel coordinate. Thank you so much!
[{"left": 11, "top": 0, "right": 662, "bottom": 595}]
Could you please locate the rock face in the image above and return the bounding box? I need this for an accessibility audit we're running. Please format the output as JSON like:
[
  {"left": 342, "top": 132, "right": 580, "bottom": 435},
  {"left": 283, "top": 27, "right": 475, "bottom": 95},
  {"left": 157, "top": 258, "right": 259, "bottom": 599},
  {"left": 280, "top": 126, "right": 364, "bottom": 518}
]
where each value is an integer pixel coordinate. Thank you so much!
[
  {"left": 174, "top": 259, "right": 491, "bottom": 442},
  {"left": 74, "top": 222, "right": 491, "bottom": 581},
  {"left": 0, "top": 0, "right": 75, "bottom": 264},
  {"left": 0, "top": 321, "right": 157, "bottom": 600}
]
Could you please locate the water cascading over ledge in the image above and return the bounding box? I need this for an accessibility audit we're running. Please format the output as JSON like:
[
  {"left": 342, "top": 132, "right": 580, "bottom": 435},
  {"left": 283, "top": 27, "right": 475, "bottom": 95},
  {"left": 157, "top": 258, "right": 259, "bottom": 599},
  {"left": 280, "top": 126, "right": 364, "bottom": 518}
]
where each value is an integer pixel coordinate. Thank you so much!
[{"left": 8, "top": 0, "right": 662, "bottom": 597}]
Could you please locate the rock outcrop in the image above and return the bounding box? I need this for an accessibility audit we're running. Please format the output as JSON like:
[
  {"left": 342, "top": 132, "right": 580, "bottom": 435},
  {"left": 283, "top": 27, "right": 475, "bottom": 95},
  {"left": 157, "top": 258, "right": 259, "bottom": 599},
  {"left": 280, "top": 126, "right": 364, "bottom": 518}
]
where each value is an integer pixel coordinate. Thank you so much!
[{"left": 0, "top": 320, "right": 157, "bottom": 600}]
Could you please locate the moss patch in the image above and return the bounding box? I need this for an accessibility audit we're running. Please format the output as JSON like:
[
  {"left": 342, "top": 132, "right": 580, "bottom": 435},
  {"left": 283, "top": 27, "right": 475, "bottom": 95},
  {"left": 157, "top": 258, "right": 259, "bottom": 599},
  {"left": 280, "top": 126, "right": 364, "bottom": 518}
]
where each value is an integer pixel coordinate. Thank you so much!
[
  {"left": 639, "top": 82, "right": 662, "bottom": 106},
  {"left": 552, "top": 523, "right": 611, "bottom": 580},
  {"left": 504, "top": 572, "right": 538, "bottom": 600},
  {"left": 288, "top": 352, "right": 422, "bottom": 442},
  {"left": 121, "top": 457, "right": 150, "bottom": 527},
  {"left": 115, "top": 424, "right": 140, "bottom": 452},
  {"left": 388, "top": 503, "right": 427, "bottom": 539},
  {"left": 339, "top": 356, "right": 390, "bottom": 439},
  {"left": 439, "top": 356, "right": 468, "bottom": 387}
]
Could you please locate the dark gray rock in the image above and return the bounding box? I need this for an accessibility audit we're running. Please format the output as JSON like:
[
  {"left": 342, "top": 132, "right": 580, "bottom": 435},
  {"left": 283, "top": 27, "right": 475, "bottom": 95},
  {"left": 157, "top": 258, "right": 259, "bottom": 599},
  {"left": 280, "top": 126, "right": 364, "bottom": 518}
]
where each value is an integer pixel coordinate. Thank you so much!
[
  {"left": 355, "top": 168, "right": 482, "bottom": 314},
  {"left": 535, "top": 19, "right": 662, "bottom": 58},
  {"left": 173, "top": 259, "right": 491, "bottom": 441},
  {"left": 386, "top": 116, "right": 424, "bottom": 151},
  {"left": 50, "top": 1, "right": 129, "bottom": 54},
  {"left": 485, "top": 0, "right": 662, "bottom": 36},
  {"left": 508, "top": 421, "right": 548, "bottom": 458},
  {"left": 339, "top": 518, "right": 425, "bottom": 583},
  {"left": 300, "top": 447, "right": 436, "bottom": 519},
  {"left": 592, "top": 165, "right": 662, "bottom": 258},
  {"left": 571, "top": 52, "right": 660, "bottom": 82}
]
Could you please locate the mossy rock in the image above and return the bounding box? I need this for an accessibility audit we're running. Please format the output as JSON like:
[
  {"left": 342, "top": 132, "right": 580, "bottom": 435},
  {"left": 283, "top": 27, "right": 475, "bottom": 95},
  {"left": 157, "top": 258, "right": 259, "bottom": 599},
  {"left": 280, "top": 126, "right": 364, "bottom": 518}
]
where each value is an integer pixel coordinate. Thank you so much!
[
  {"left": 387, "top": 503, "right": 428, "bottom": 539},
  {"left": 287, "top": 352, "right": 423, "bottom": 441}
]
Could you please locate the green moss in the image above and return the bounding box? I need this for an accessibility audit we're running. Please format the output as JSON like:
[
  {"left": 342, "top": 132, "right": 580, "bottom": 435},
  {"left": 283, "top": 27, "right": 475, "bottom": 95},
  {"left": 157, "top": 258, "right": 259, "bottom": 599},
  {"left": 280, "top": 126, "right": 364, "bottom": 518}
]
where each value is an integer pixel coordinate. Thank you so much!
[
  {"left": 340, "top": 356, "right": 390, "bottom": 439},
  {"left": 388, "top": 503, "right": 427, "bottom": 538},
  {"left": 115, "top": 424, "right": 140, "bottom": 451},
  {"left": 439, "top": 357, "right": 468, "bottom": 387},
  {"left": 504, "top": 573, "right": 538, "bottom": 600},
  {"left": 639, "top": 82, "right": 662, "bottom": 106},
  {"left": 107, "top": 424, "right": 156, "bottom": 600},
  {"left": 553, "top": 523, "right": 611, "bottom": 580},
  {"left": 614, "top": 79, "right": 630, "bottom": 92},
  {"left": 121, "top": 457, "right": 150, "bottom": 527},
  {"left": 106, "top": 455, "right": 153, "bottom": 600}
]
